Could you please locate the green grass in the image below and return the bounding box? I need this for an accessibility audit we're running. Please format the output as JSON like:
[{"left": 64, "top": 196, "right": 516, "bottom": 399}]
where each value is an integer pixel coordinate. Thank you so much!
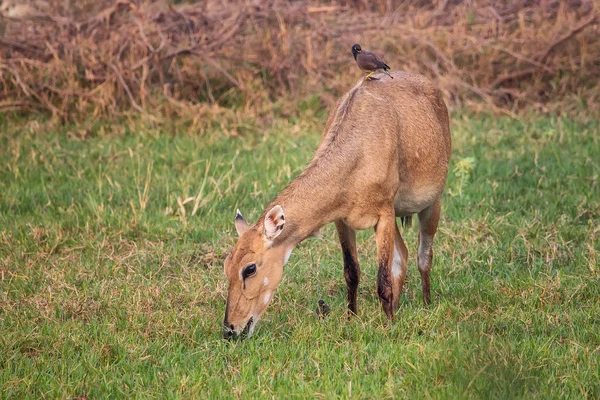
[{"left": 0, "top": 111, "right": 599, "bottom": 399}]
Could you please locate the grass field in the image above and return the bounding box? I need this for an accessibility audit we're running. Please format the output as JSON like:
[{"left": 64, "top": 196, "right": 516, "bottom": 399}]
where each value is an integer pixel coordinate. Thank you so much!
[{"left": 1, "top": 110, "right": 599, "bottom": 398}]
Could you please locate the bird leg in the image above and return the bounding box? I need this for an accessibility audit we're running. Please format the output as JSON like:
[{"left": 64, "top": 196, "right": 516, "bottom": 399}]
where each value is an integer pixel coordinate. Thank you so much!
[{"left": 364, "top": 71, "right": 375, "bottom": 81}]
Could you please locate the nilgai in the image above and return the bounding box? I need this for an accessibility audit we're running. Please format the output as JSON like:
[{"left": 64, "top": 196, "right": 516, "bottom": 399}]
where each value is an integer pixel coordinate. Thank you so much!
[{"left": 222, "top": 71, "right": 451, "bottom": 339}]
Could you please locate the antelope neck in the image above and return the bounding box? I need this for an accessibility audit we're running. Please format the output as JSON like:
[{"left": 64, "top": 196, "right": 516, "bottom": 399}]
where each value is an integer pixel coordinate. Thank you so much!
[{"left": 262, "top": 161, "right": 349, "bottom": 248}]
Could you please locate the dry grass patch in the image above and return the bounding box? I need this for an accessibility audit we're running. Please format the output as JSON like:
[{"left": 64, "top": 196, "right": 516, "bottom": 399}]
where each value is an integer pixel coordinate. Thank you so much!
[{"left": 1, "top": 0, "right": 599, "bottom": 126}]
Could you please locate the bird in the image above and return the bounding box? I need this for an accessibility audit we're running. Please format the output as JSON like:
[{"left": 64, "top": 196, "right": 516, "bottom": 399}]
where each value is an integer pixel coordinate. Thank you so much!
[
  {"left": 351, "top": 44, "right": 393, "bottom": 80},
  {"left": 315, "top": 299, "right": 331, "bottom": 319}
]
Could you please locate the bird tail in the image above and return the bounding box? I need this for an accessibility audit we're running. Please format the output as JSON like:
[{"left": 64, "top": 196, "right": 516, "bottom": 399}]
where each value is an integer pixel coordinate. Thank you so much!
[{"left": 383, "top": 69, "right": 393, "bottom": 79}]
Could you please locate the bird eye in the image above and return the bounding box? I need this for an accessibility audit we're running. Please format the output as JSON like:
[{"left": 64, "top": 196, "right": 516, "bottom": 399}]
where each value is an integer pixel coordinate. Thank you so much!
[{"left": 242, "top": 264, "right": 257, "bottom": 280}]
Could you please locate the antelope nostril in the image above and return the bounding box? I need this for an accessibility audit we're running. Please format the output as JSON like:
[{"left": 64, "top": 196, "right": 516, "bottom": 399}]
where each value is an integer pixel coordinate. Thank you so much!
[
  {"left": 222, "top": 325, "right": 234, "bottom": 340},
  {"left": 229, "top": 324, "right": 234, "bottom": 330}
]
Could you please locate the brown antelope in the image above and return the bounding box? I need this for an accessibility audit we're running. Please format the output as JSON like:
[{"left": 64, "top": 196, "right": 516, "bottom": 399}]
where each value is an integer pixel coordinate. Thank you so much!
[{"left": 222, "top": 71, "right": 451, "bottom": 339}]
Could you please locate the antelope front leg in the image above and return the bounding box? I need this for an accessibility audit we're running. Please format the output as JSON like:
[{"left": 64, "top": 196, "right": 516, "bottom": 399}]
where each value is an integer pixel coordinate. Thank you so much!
[
  {"left": 375, "top": 210, "right": 397, "bottom": 319},
  {"left": 335, "top": 220, "right": 360, "bottom": 316},
  {"left": 417, "top": 197, "right": 442, "bottom": 305}
]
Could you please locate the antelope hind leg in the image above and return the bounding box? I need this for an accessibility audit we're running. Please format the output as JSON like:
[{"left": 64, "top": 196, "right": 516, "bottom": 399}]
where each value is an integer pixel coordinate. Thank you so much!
[
  {"left": 417, "top": 197, "right": 442, "bottom": 305},
  {"left": 392, "top": 220, "right": 408, "bottom": 312},
  {"left": 375, "top": 210, "right": 397, "bottom": 319}
]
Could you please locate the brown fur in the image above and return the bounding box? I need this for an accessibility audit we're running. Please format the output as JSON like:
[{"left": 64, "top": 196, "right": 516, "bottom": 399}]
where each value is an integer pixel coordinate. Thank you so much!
[{"left": 222, "top": 71, "right": 451, "bottom": 338}]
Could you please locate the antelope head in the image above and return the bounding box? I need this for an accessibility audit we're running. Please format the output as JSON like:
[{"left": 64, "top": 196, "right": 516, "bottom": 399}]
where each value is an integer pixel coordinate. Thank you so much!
[{"left": 222, "top": 205, "right": 290, "bottom": 340}]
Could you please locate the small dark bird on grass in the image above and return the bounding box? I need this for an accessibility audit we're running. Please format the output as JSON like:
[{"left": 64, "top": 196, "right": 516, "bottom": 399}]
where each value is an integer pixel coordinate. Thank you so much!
[
  {"left": 351, "top": 44, "right": 393, "bottom": 80},
  {"left": 315, "top": 299, "right": 331, "bottom": 319}
]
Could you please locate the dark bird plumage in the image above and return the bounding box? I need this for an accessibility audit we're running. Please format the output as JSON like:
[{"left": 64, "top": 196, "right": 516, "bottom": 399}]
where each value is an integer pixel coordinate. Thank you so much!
[
  {"left": 315, "top": 299, "right": 330, "bottom": 319},
  {"left": 351, "top": 44, "right": 393, "bottom": 80}
]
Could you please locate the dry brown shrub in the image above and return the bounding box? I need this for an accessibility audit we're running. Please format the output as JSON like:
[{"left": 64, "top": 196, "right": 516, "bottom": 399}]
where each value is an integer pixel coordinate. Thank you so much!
[{"left": 1, "top": 0, "right": 599, "bottom": 127}]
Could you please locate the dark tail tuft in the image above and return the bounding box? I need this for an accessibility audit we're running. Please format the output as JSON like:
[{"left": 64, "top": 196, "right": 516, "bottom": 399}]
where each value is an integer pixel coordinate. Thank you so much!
[{"left": 400, "top": 215, "right": 412, "bottom": 228}]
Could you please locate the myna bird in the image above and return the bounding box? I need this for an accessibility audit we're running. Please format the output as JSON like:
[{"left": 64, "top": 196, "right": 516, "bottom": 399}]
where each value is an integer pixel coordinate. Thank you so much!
[
  {"left": 315, "top": 299, "right": 331, "bottom": 319},
  {"left": 351, "top": 44, "right": 393, "bottom": 80}
]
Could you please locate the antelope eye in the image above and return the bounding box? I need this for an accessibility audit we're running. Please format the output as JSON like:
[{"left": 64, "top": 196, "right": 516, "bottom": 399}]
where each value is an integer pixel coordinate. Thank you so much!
[{"left": 242, "top": 264, "right": 257, "bottom": 280}]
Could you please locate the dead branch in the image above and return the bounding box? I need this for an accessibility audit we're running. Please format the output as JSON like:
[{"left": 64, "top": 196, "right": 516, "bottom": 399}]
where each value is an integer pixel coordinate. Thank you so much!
[
  {"left": 490, "top": 68, "right": 537, "bottom": 89},
  {"left": 534, "top": 12, "right": 599, "bottom": 64},
  {"left": 108, "top": 62, "right": 145, "bottom": 114}
]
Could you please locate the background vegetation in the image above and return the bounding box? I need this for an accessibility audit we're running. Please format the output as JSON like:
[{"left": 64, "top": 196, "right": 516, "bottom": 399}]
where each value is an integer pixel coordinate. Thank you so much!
[{"left": 1, "top": 0, "right": 599, "bottom": 127}]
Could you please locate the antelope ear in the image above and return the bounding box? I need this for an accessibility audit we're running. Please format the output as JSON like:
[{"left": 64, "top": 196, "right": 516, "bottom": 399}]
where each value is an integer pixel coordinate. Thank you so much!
[
  {"left": 235, "top": 209, "right": 250, "bottom": 237},
  {"left": 263, "top": 205, "right": 285, "bottom": 243}
]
